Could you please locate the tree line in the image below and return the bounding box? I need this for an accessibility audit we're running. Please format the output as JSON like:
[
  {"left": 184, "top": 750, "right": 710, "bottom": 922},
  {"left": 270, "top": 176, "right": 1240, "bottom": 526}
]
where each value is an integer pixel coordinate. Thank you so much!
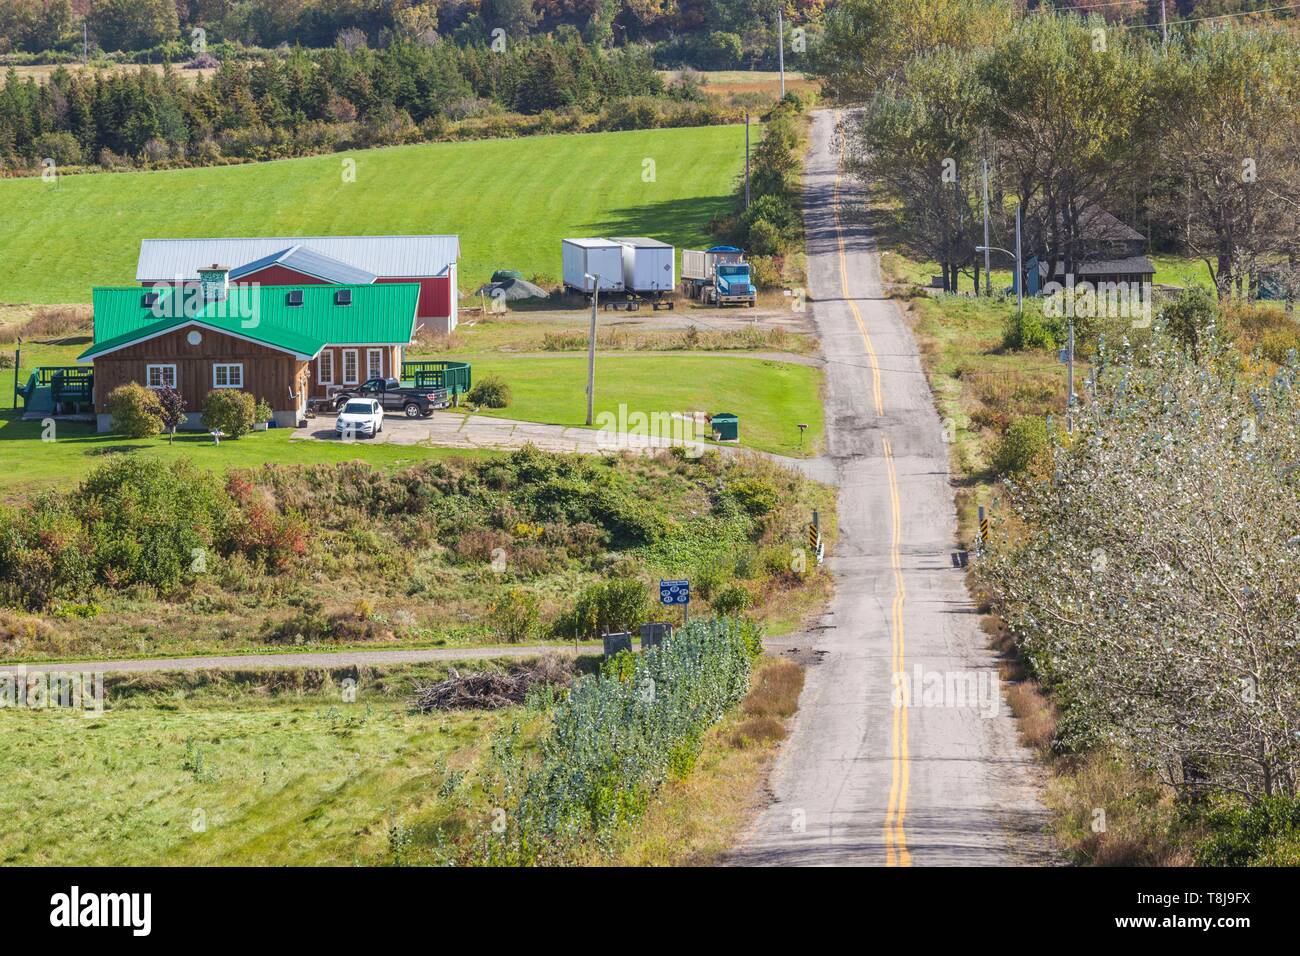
[
  {"left": 0, "top": 32, "right": 705, "bottom": 170},
  {"left": 815, "top": 0, "right": 1300, "bottom": 299},
  {"left": 1, "top": 0, "right": 828, "bottom": 65}
]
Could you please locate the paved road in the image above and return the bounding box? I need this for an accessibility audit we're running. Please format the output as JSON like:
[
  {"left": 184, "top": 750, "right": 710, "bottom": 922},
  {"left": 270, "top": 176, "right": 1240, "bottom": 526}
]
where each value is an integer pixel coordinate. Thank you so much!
[{"left": 731, "top": 110, "right": 1053, "bottom": 866}]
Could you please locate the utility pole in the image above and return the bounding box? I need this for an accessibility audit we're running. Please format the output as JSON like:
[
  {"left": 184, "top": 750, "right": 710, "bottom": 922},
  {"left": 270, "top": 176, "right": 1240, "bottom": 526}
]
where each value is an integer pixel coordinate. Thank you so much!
[
  {"left": 744, "top": 112, "right": 751, "bottom": 209},
  {"left": 777, "top": 4, "right": 786, "bottom": 99},
  {"left": 83, "top": 23, "right": 88, "bottom": 64},
  {"left": 1015, "top": 203, "right": 1023, "bottom": 315},
  {"left": 981, "top": 158, "right": 991, "bottom": 297},
  {"left": 1161, "top": 0, "right": 1168, "bottom": 48},
  {"left": 1066, "top": 316, "right": 1075, "bottom": 434},
  {"left": 584, "top": 274, "right": 600, "bottom": 426}
]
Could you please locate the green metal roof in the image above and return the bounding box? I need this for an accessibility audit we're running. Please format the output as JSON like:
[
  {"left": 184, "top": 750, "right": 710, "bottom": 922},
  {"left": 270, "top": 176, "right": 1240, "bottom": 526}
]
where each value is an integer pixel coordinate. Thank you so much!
[{"left": 79, "top": 283, "right": 420, "bottom": 362}]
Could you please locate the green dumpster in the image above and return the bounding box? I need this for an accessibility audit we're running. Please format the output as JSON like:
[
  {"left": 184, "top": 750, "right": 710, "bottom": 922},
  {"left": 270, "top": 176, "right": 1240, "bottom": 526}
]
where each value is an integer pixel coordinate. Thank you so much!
[{"left": 711, "top": 412, "right": 739, "bottom": 442}]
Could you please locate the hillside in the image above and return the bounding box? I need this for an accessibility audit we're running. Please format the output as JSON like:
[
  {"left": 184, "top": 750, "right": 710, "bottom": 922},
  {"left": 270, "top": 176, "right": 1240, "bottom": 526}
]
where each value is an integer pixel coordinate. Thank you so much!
[{"left": 0, "top": 124, "right": 748, "bottom": 303}]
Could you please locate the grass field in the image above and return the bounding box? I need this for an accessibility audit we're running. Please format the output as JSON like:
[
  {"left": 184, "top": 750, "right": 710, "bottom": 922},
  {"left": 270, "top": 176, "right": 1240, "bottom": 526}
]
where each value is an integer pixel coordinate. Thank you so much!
[
  {"left": 0, "top": 653, "right": 805, "bottom": 866},
  {"left": 465, "top": 352, "right": 825, "bottom": 457},
  {"left": 0, "top": 665, "right": 523, "bottom": 866},
  {"left": 0, "top": 125, "right": 749, "bottom": 304}
]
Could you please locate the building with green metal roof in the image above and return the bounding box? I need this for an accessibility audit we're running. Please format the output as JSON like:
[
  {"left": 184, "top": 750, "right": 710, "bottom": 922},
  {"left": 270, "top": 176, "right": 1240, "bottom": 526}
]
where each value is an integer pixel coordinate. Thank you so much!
[{"left": 82, "top": 277, "right": 421, "bottom": 432}]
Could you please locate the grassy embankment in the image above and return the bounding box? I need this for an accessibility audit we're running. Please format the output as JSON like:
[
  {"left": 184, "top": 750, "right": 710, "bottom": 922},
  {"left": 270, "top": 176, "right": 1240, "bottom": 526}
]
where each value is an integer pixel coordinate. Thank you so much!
[{"left": 1, "top": 449, "right": 833, "bottom": 664}]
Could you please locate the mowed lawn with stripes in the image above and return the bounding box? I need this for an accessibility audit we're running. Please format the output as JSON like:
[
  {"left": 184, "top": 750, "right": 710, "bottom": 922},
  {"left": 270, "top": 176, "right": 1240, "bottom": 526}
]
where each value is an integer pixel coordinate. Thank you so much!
[{"left": 0, "top": 124, "right": 749, "bottom": 304}]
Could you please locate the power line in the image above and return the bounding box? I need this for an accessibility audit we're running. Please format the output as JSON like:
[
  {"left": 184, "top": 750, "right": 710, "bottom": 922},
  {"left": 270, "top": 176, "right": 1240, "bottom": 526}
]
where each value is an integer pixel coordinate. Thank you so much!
[{"left": 1114, "top": 2, "right": 1300, "bottom": 29}]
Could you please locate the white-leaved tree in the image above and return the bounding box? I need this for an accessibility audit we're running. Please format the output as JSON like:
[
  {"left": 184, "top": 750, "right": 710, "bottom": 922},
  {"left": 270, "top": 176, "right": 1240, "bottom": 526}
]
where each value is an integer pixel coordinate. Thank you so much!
[{"left": 981, "top": 329, "right": 1300, "bottom": 801}]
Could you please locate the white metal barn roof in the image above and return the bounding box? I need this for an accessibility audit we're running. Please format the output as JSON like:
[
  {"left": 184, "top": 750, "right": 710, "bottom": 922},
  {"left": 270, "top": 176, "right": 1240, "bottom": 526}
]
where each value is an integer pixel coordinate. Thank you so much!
[
  {"left": 228, "top": 245, "right": 378, "bottom": 285},
  {"left": 136, "top": 236, "right": 461, "bottom": 281}
]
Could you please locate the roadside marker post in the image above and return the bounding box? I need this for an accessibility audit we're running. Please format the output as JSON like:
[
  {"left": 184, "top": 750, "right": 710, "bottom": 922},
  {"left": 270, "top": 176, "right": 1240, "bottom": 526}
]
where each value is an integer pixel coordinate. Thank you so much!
[
  {"left": 807, "top": 510, "right": 824, "bottom": 565},
  {"left": 977, "top": 506, "right": 989, "bottom": 552}
]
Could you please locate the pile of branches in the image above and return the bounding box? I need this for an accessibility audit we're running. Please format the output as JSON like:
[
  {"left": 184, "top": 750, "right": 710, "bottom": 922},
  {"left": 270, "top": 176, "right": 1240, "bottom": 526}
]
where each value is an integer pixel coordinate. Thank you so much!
[{"left": 410, "top": 657, "right": 573, "bottom": 712}]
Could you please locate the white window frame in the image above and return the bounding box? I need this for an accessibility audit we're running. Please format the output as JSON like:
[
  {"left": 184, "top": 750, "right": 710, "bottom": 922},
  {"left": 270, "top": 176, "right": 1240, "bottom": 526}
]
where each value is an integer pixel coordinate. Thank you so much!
[
  {"left": 367, "top": 348, "right": 384, "bottom": 381},
  {"left": 318, "top": 351, "right": 334, "bottom": 385},
  {"left": 342, "top": 349, "right": 359, "bottom": 385},
  {"left": 146, "top": 364, "right": 176, "bottom": 389},
  {"left": 212, "top": 363, "right": 244, "bottom": 389}
]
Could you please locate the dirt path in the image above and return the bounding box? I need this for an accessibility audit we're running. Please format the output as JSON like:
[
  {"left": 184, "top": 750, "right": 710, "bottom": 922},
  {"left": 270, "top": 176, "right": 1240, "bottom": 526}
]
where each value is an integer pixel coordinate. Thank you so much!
[{"left": 16, "top": 644, "right": 596, "bottom": 675}]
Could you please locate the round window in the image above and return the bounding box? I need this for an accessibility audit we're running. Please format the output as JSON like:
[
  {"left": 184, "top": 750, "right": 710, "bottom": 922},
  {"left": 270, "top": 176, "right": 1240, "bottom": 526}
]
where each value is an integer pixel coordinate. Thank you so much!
[{"left": 187, "top": 330, "right": 203, "bottom": 346}]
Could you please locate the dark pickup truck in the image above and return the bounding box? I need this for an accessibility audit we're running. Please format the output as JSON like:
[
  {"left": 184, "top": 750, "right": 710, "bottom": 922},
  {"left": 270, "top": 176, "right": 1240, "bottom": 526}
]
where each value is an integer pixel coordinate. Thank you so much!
[{"left": 308, "top": 378, "right": 450, "bottom": 418}]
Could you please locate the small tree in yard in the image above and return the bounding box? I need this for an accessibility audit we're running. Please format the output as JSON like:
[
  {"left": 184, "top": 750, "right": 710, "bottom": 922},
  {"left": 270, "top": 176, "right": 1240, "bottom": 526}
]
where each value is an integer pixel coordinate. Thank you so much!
[
  {"left": 980, "top": 330, "right": 1300, "bottom": 802},
  {"left": 200, "top": 390, "right": 256, "bottom": 438},
  {"left": 468, "top": 375, "right": 512, "bottom": 409},
  {"left": 155, "top": 386, "right": 186, "bottom": 443},
  {"left": 106, "top": 382, "right": 162, "bottom": 438}
]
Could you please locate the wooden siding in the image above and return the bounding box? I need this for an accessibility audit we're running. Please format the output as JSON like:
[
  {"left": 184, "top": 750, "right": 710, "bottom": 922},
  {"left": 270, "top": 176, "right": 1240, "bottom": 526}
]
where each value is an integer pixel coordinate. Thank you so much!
[
  {"left": 91, "top": 325, "right": 306, "bottom": 414},
  {"left": 309, "top": 344, "right": 401, "bottom": 397}
]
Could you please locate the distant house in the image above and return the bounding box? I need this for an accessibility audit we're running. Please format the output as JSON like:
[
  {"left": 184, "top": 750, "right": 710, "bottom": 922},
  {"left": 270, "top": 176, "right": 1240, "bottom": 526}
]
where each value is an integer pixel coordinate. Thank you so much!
[
  {"left": 134, "top": 235, "right": 461, "bottom": 334},
  {"left": 1031, "top": 206, "right": 1156, "bottom": 293},
  {"left": 79, "top": 275, "right": 420, "bottom": 432}
]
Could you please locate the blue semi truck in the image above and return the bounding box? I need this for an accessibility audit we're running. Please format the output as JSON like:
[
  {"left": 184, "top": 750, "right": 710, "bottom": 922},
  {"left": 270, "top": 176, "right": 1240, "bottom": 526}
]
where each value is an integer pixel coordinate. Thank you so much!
[{"left": 680, "top": 245, "right": 757, "bottom": 307}]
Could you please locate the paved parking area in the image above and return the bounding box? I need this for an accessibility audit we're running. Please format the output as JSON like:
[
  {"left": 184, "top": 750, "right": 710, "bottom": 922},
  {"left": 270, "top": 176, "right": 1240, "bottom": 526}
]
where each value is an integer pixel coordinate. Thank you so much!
[{"left": 294, "top": 411, "right": 837, "bottom": 483}]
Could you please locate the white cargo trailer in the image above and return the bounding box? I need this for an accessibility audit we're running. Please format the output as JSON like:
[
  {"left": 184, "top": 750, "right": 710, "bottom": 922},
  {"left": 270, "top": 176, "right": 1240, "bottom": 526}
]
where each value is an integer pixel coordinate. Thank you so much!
[
  {"left": 562, "top": 239, "right": 625, "bottom": 295},
  {"left": 610, "top": 237, "right": 675, "bottom": 295}
]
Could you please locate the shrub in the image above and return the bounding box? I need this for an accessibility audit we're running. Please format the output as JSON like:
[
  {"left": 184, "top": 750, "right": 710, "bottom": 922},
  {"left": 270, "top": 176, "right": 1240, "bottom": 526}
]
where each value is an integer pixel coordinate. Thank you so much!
[
  {"left": 712, "top": 583, "right": 752, "bottom": 616},
  {"left": 491, "top": 588, "right": 541, "bottom": 643},
  {"left": 723, "top": 475, "right": 781, "bottom": 517},
  {"left": 1193, "top": 795, "right": 1300, "bottom": 866},
  {"left": 106, "top": 382, "right": 163, "bottom": 438},
  {"left": 468, "top": 375, "right": 512, "bottom": 408},
  {"left": 1160, "top": 287, "right": 1218, "bottom": 359},
  {"left": 481, "top": 616, "right": 759, "bottom": 864},
  {"left": 992, "top": 415, "right": 1050, "bottom": 478},
  {"left": 747, "top": 255, "right": 782, "bottom": 290},
  {"left": 32, "top": 132, "right": 83, "bottom": 167},
  {"left": 0, "top": 458, "right": 239, "bottom": 608},
  {"left": 556, "top": 576, "right": 648, "bottom": 638},
  {"left": 201, "top": 390, "right": 257, "bottom": 438},
  {"left": 746, "top": 218, "right": 783, "bottom": 257},
  {"left": 1002, "top": 310, "right": 1056, "bottom": 351}
]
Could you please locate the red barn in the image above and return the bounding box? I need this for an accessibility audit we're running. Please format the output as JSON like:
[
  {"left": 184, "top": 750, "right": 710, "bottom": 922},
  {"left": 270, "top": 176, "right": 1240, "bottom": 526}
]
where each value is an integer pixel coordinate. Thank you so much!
[{"left": 135, "top": 235, "right": 460, "bottom": 333}]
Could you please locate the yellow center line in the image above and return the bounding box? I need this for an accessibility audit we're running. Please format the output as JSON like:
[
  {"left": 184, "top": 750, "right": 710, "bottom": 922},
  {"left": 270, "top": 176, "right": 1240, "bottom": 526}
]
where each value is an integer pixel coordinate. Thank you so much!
[
  {"left": 831, "top": 116, "right": 883, "bottom": 418},
  {"left": 884, "top": 438, "right": 911, "bottom": 866},
  {"left": 829, "top": 111, "right": 910, "bottom": 866}
]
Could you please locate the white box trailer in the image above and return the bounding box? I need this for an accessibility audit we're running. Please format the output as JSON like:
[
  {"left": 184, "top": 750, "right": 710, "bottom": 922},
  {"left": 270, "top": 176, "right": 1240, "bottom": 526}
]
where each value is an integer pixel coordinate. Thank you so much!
[
  {"left": 610, "top": 237, "right": 675, "bottom": 295},
  {"left": 562, "top": 239, "right": 625, "bottom": 295}
]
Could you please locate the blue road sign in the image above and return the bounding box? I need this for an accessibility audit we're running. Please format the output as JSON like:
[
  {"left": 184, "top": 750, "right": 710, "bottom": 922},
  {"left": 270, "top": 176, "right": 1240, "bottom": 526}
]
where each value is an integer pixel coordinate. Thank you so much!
[{"left": 660, "top": 579, "right": 690, "bottom": 605}]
